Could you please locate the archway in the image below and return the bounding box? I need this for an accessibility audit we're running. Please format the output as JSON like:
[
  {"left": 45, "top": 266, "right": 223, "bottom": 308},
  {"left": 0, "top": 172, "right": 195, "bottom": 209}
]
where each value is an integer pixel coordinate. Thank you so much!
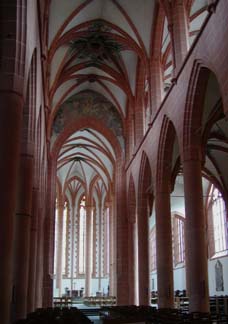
[{"left": 137, "top": 152, "right": 152, "bottom": 305}]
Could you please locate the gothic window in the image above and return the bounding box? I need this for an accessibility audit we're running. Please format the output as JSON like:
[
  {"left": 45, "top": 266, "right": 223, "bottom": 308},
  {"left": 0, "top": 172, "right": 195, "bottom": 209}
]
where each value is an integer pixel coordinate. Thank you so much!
[
  {"left": 54, "top": 201, "right": 67, "bottom": 276},
  {"left": 103, "top": 206, "right": 110, "bottom": 276},
  {"left": 79, "top": 200, "right": 86, "bottom": 274},
  {"left": 62, "top": 204, "right": 67, "bottom": 275},
  {"left": 150, "top": 227, "right": 156, "bottom": 271},
  {"left": 208, "top": 185, "right": 228, "bottom": 258},
  {"left": 188, "top": 0, "right": 208, "bottom": 46},
  {"left": 161, "top": 17, "right": 174, "bottom": 93},
  {"left": 144, "top": 79, "right": 150, "bottom": 133},
  {"left": 173, "top": 214, "right": 185, "bottom": 266},
  {"left": 54, "top": 206, "right": 58, "bottom": 276}
]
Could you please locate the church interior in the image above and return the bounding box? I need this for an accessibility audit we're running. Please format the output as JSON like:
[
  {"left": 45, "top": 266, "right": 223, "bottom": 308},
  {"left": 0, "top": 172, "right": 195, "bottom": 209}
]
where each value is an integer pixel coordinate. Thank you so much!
[{"left": 0, "top": 0, "right": 228, "bottom": 323}]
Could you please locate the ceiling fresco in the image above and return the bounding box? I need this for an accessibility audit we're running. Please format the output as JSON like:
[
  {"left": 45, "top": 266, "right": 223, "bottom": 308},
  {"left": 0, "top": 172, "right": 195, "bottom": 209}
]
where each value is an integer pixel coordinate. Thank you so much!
[{"left": 52, "top": 90, "right": 124, "bottom": 149}]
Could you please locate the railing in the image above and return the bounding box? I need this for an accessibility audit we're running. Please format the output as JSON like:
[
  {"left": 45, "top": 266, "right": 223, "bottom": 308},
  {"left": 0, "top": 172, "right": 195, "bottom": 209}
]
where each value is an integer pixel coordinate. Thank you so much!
[
  {"left": 83, "top": 296, "right": 116, "bottom": 306},
  {"left": 53, "top": 296, "right": 73, "bottom": 307}
]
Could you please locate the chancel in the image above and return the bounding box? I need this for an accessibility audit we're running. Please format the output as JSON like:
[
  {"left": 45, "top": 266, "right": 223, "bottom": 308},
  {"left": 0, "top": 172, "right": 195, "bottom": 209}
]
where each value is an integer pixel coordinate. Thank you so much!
[{"left": 0, "top": 1, "right": 228, "bottom": 324}]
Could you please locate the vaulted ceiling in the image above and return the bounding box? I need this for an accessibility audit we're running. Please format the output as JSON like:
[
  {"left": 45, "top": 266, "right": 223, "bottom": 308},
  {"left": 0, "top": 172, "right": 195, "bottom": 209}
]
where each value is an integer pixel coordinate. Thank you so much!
[
  {"left": 47, "top": 0, "right": 156, "bottom": 204},
  {"left": 46, "top": 0, "right": 227, "bottom": 208}
]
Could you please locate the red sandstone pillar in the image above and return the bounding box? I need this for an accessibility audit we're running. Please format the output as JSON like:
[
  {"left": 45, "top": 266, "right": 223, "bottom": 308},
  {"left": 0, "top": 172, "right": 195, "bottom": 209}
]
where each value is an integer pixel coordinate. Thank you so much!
[
  {"left": 135, "top": 68, "right": 145, "bottom": 146},
  {"left": 128, "top": 219, "right": 137, "bottom": 305},
  {"left": 108, "top": 201, "right": 115, "bottom": 296},
  {"left": 85, "top": 206, "right": 93, "bottom": 296},
  {"left": 170, "top": 0, "right": 189, "bottom": 75},
  {"left": 116, "top": 168, "right": 129, "bottom": 305},
  {"left": 137, "top": 204, "right": 150, "bottom": 305},
  {"left": 35, "top": 208, "right": 45, "bottom": 308},
  {"left": 155, "top": 190, "right": 174, "bottom": 308},
  {"left": 183, "top": 150, "right": 209, "bottom": 312},
  {"left": 150, "top": 58, "right": 163, "bottom": 114},
  {"left": 56, "top": 202, "right": 64, "bottom": 297},
  {"left": 0, "top": 92, "right": 23, "bottom": 324},
  {"left": 42, "top": 160, "right": 56, "bottom": 308},
  {"left": 13, "top": 152, "right": 34, "bottom": 320},
  {"left": 27, "top": 188, "right": 39, "bottom": 312}
]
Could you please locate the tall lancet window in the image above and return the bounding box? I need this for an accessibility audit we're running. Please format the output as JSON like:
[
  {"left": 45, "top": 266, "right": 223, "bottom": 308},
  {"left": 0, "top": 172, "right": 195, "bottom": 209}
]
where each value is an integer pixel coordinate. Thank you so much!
[
  {"left": 208, "top": 185, "right": 228, "bottom": 258},
  {"left": 62, "top": 204, "right": 67, "bottom": 275},
  {"left": 150, "top": 227, "right": 156, "bottom": 271},
  {"left": 54, "top": 201, "right": 58, "bottom": 276},
  {"left": 103, "top": 206, "right": 110, "bottom": 276},
  {"left": 79, "top": 198, "right": 86, "bottom": 274},
  {"left": 173, "top": 214, "right": 185, "bottom": 266}
]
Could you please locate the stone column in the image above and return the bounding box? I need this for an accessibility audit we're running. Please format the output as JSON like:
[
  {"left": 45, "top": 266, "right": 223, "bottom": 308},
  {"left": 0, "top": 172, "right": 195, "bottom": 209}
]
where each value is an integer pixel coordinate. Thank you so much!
[
  {"left": 27, "top": 188, "right": 39, "bottom": 313},
  {"left": 0, "top": 92, "right": 23, "bottom": 324},
  {"left": 108, "top": 202, "right": 115, "bottom": 296},
  {"left": 85, "top": 206, "right": 93, "bottom": 297},
  {"left": 155, "top": 190, "right": 174, "bottom": 308},
  {"left": 13, "top": 151, "right": 34, "bottom": 320},
  {"left": 135, "top": 66, "right": 145, "bottom": 146},
  {"left": 170, "top": 0, "right": 189, "bottom": 75},
  {"left": 183, "top": 149, "right": 209, "bottom": 312},
  {"left": 128, "top": 219, "right": 137, "bottom": 305},
  {"left": 42, "top": 161, "right": 56, "bottom": 308},
  {"left": 115, "top": 166, "right": 129, "bottom": 305},
  {"left": 137, "top": 204, "right": 149, "bottom": 305},
  {"left": 150, "top": 58, "right": 163, "bottom": 115},
  {"left": 55, "top": 202, "right": 64, "bottom": 297},
  {"left": 35, "top": 207, "right": 45, "bottom": 308}
]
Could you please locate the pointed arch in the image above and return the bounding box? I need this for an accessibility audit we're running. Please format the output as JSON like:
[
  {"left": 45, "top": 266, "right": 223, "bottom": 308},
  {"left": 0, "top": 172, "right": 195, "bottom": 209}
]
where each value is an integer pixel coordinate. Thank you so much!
[
  {"left": 183, "top": 61, "right": 211, "bottom": 150},
  {"left": 22, "top": 49, "right": 37, "bottom": 154},
  {"left": 156, "top": 115, "right": 179, "bottom": 192},
  {"left": 137, "top": 151, "right": 152, "bottom": 305}
]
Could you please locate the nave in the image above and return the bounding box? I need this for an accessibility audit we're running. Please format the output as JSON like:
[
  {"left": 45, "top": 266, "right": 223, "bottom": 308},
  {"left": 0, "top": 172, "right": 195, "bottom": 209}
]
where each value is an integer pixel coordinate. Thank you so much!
[{"left": 0, "top": 1, "right": 228, "bottom": 324}]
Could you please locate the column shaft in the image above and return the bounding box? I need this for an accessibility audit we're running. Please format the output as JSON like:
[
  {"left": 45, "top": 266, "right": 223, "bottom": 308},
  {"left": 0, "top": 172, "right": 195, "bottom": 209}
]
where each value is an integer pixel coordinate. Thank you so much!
[
  {"left": 155, "top": 191, "right": 174, "bottom": 308},
  {"left": 128, "top": 221, "right": 137, "bottom": 305},
  {"left": 0, "top": 92, "right": 23, "bottom": 324},
  {"left": 56, "top": 204, "right": 64, "bottom": 296},
  {"left": 13, "top": 153, "right": 34, "bottom": 320},
  {"left": 27, "top": 188, "right": 38, "bottom": 313},
  {"left": 137, "top": 206, "right": 149, "bottom": 305},
  {"left": 35, "top": 209, "right": 44, "bottom": 308},
  {"left": 171, "top": 0, "right": 189, "bottom": 74},
  {"left": 183, "top": 158, "right": 209, "bottom": 312}
]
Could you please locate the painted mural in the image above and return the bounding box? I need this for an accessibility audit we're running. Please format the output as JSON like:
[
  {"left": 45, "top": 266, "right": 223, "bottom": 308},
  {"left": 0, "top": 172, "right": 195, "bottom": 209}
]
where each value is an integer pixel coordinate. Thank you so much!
[{"left": 52, "top": 90, "right": 124, "bottom": 149}]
